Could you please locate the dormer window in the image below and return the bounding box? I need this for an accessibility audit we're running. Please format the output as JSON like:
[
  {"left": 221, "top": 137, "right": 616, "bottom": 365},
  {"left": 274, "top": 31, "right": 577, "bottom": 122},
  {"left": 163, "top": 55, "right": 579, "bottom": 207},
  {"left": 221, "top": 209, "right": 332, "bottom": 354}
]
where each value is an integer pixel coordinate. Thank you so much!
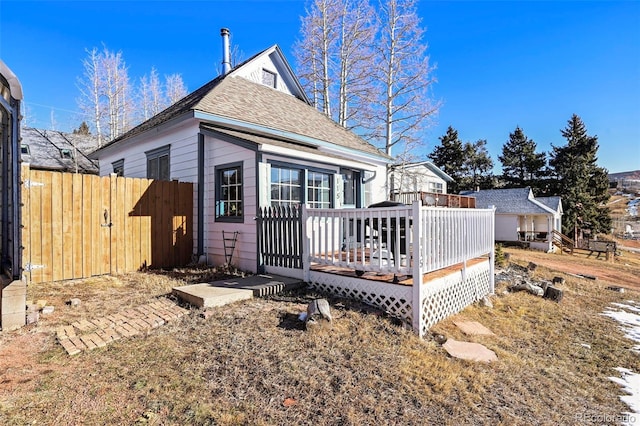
[
  {"left": 60, "top": 148, "right": 73, "bottom": 159},
  {"left": 21, "top": 144, "right": 30, "bottom": 155},
  {"left": 261, "top": 69, "right": 276, "bottom": 88}
]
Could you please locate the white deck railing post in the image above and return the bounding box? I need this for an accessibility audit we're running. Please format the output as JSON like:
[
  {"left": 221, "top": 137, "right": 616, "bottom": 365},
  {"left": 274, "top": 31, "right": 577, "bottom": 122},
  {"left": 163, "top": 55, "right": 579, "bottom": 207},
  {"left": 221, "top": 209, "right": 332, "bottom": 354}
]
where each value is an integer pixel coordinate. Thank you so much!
[
  {"left": 411, "top": 201, "right": 423, "bottom": 337},
  {"left": 489, "top": 206, "right": 496, "bottom": 294},
  {"left": 301, "top": 204, "right": 310, "bottom": 283}
]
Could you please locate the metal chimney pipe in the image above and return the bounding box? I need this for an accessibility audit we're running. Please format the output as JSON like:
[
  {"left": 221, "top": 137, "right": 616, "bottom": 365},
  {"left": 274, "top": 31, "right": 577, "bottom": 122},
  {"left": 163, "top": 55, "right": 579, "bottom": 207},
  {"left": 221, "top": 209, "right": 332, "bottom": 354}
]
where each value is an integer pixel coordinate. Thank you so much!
[{"left": 221, "top": 28, "right": 231, "bottom": 75}]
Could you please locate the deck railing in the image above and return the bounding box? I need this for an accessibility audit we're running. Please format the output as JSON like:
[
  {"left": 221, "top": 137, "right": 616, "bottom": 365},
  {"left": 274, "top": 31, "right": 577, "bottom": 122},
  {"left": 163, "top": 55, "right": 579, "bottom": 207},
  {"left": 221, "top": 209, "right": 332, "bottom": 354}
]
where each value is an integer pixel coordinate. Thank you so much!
[
  {"left": 390, "top": 191, "right": 476, "bottom": 208},
  {"left": 303, "top": 202, "right": 494, "bottom": 277}
]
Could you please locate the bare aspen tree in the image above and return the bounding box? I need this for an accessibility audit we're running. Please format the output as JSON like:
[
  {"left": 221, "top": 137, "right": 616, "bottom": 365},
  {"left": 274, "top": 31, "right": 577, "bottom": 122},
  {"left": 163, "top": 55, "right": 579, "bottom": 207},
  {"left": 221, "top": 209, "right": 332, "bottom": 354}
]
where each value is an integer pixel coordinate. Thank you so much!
[
  {"left": 76, "top": 47, "right": 105, "bottom": 146},
  {"left": 148, "top": 67, "right": 163, "bottom": 116},
  {"left": 295, "top": 0, "right": 341, "bottom": 116},
  {"left": 138, "top": 74, "right": 152, "bottom": 121},
  {"left": 101, "top": 48, "right": 131, "bottom": 141},
  {"left": 165, "top": 73, "right": 187, "bottom": 104},
  {"left": 375, "top": 0, "right": 439, "bottom": 188},
  {"left": 336, "top": 0, "right": 377, "bottom": 130}
]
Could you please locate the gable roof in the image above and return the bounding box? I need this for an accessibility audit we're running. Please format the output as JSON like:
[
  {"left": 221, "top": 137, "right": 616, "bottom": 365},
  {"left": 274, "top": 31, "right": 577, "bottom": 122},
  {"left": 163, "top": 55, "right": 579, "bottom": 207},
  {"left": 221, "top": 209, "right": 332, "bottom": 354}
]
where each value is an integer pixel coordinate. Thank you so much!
[
  {"left": 21, "top": 127, "right": 99, "bottom": 174},
  {"left": 391, "top": 161, "right": 453, "bottom": 182},
  {"left": 92, "top": 45, "right": 389, "bottom": 162},
  {"left": 462, "top": 187, "right": 558, "bottom": 215},
  {"left": 536, "top": 196, "right": 563, "bottom": 213}
]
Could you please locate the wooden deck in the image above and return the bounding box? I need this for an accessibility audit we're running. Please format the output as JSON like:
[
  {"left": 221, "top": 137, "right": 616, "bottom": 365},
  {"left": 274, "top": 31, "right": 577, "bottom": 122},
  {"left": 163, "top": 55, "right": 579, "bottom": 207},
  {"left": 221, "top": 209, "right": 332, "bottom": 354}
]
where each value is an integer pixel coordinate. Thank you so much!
[{"left": 310, "top": 256, "right": 488, "bottom": 286}]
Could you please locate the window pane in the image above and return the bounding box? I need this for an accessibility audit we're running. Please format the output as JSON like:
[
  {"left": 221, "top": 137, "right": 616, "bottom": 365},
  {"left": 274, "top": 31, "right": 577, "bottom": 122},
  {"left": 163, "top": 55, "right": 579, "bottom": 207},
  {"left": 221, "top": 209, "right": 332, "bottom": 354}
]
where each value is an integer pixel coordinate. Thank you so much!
[{"left": 159, "top": 155, "right": 169, "bottom": 180}]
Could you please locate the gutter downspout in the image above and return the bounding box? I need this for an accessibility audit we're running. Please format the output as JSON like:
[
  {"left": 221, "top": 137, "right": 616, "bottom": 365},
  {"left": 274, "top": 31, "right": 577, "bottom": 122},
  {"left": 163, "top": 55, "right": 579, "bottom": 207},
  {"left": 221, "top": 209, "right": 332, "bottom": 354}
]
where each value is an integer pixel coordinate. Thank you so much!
[{"left": 197, "top": 133, "right": 205, "bottom": 261}]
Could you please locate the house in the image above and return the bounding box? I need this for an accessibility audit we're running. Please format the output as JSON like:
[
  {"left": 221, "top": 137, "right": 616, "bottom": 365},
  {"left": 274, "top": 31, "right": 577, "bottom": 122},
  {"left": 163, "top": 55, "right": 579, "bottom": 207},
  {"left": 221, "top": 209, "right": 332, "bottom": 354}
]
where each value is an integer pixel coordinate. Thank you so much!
[
  {"left": 20, "top": 127, "right": 99, "bottom": 174},
  {"left": 1, "top": 60, "right": 26, "bottom": 331},
  {"left": 90, "top": 31, "right": 391, "bottom": 273},
  {"left": 390, "top": 161, "right": 452, "bottom": 196},
  {"left": 462, "top": 187, "right": 562, "bottom": 252}
]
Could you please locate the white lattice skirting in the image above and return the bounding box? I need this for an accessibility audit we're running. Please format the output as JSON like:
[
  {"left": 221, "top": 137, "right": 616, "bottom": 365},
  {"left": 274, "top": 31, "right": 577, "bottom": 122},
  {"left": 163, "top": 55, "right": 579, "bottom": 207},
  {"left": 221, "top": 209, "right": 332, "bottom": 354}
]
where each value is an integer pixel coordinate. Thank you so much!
[
  {"left": 308, "top": 260, "right": 492, "bottom": 337},
  {"left": 308, "top": 271, "right": 413, "bottom": 320},
  {"left": 420, "top": 260, "right": 491, "bottom": 335}
]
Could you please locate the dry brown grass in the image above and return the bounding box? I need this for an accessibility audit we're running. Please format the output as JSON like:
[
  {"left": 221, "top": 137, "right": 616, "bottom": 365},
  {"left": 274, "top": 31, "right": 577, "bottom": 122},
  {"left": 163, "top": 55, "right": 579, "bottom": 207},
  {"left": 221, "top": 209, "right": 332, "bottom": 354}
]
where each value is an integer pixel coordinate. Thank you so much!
[{"left": 1, "top": 254, "right": 639, "bottom": 425}]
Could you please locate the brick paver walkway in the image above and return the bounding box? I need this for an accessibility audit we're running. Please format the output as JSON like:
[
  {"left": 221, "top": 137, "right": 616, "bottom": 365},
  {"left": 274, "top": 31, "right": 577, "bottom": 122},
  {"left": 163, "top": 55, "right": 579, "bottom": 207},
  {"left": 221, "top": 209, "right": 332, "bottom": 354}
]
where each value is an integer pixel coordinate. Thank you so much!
[{"left": 56, "top": 299, "right": 189, "bottom": 355}]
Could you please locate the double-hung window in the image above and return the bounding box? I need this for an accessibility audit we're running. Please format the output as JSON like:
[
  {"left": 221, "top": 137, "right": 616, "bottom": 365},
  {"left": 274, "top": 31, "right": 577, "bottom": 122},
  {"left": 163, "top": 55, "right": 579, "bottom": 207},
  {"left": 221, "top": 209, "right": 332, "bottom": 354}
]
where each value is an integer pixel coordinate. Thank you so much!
[
  {"left": 146, "top": 145, "right": 170, "bottom": 180},
  {"left": 216, "top": 162, "right": 243, "bottom": 222}
]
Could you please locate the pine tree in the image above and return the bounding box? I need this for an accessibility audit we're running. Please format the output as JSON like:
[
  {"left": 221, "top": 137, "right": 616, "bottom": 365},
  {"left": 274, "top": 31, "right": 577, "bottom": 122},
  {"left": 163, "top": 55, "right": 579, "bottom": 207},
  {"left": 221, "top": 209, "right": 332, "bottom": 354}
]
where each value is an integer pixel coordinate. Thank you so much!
[
  {"left": 428, "top": 126, "right": 465, "bottom": 194},
  {"left": 461, "top": 139, "right": 494, "bottom": 191},
  {"left": 72, "top": 121, "right": 91, "bottom": 135},
  {"left": 499, "top": 126, "right": 546, "bottom": 190},
  {"left": 549, "top": 114, "right": 611, "bottom": 239}
]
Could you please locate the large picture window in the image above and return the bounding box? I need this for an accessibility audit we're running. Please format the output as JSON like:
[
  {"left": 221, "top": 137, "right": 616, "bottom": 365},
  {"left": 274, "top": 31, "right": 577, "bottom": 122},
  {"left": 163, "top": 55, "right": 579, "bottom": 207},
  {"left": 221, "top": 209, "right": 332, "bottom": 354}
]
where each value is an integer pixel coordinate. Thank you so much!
[
  {"left": 270, "top": 164, "right": 332, "bottom": 208},
  {"left": 216, "top": 162, "right": 243, "bottom": 222},
  {"left": 146, "top": 145, "right": 170, "bottom": 180}
]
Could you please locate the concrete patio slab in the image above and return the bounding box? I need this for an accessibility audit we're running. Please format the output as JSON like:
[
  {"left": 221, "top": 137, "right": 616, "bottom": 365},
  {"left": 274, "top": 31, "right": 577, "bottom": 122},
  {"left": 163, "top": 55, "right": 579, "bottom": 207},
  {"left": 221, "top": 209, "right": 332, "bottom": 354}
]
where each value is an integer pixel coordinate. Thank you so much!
[
  {"left": 172, "top": 274, "right": 305, "bottom": 308},
  {"left": 442, "top": 338, "right": 498, "bottom": 362}
]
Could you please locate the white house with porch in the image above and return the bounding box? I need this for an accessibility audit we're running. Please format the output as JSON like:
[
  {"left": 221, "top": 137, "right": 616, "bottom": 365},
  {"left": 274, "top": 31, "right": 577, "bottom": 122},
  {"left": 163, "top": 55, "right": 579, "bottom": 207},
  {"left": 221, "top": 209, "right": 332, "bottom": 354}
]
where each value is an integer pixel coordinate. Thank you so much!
[
  {"left": 91, "top": 30, "right": 495, "bottom": 336},
  {"left": 462, "top": 187, "right": 562, "bottom": 252}
]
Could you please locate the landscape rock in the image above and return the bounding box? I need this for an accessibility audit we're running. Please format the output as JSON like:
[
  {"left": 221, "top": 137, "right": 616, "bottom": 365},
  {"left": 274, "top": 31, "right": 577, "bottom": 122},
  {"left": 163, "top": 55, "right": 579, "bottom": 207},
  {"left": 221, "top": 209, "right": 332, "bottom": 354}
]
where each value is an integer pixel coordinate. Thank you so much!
[
  {"left": 552, "top": 276, "right": 565, "bottom": 285},
  {"left": 36, "top": 299, "right": 48, "bottom": 309},
  {"left": 510, "top": 281, "right": 544, "bottom": 296},
  {"left": 26, "top": 311, "right": 39, "bottom": 324},
  {"left": 527, "top": 262, "right": 538, "bottom": 272},
  {"left": 442, "top": 338, "right": 498, "bottom": 362},
  {"left": 26, "top": 303, "right": 40, "bottom": 313},
  {"left": 606, "top": 286, "right": 625, "bottom": 293},
  {"left": 67, "top": 298, "right": 81, "bottom": 307},
  {"left": 479, "top": 296, "right": 493, "bottom": 309},
  {"left": 41, "top": 306, "right": 55, "bottom": 315},
  {"left": 543, "top": 286, "right": 563, "bottom": 303}
]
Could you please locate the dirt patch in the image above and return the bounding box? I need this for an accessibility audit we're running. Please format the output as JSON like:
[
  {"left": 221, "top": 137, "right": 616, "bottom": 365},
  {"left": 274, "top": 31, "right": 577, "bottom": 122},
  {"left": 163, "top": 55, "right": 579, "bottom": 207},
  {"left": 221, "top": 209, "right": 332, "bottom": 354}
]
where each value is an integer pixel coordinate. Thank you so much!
[
  {"left": 505, "top": 248, "right": 640, "bottom": 291},
  {"left": 0, "top": 331, "right": 57, "bottom": 396}
]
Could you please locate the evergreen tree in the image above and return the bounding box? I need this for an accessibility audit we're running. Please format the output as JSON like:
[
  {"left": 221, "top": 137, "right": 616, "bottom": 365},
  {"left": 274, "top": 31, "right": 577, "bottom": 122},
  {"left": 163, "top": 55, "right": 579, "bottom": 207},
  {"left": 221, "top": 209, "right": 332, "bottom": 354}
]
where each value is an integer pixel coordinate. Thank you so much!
[
  {"left": 72, "top": 121, "right": 91, "bottom": 135},
  {"left": 461, "top": 139, "right": 494, "bottom": 191},
  {"left": 549, "top": 114, "right": 611, "bottom": 238},
  {"left": 499, "top": 126, "right": 546, "bottom": 191},
  {"left": 428, "top": 126, "right": 465, "bottom": 194}
]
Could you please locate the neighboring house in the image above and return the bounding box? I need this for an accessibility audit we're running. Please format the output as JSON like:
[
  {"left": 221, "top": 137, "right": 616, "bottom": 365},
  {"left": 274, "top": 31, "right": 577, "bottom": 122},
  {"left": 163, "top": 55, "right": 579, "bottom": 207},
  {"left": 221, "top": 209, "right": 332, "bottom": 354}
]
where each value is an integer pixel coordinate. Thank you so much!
[
  {"left": 20, "top": 127, "right": 99, "bottom": 174},
  {"left": 90, "top": 36, "right": 391, "bottom": 273},
  {"left": 462, "top": 187, "right": 563, "bottom": 252},
  {"left": 390, "top": 161, "right": 452, "bottom": 196}
]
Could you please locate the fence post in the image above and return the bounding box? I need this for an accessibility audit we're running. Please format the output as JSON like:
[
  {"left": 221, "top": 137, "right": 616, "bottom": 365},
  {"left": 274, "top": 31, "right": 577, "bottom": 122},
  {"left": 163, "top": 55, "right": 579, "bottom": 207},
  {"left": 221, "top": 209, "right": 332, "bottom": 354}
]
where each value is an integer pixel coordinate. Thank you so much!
[
  {"left": 301, "top": 204, "right": 310, "bottom": 283},
  {"left": 411, "top": 201, "right": 423, "bottom": 338},
  {"left": 489, "top": 208, "right": 495, "bottom": 294}
]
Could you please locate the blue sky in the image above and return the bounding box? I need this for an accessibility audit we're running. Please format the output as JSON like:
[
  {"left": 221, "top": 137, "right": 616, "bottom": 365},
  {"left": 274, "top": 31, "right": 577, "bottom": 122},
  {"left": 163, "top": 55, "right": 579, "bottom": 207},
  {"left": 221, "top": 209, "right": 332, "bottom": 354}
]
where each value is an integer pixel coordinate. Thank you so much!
[{"left": 1, "top": 0, "right": 639, "bottom": 173}]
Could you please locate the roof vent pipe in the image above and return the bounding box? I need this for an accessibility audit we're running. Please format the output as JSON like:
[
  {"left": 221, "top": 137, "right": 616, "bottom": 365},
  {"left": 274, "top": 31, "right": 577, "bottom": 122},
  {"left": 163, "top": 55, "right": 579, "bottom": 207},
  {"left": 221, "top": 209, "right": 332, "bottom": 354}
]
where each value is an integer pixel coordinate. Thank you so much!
[{"left": 221, "top": 28, "right": 231, "bottom": 75}]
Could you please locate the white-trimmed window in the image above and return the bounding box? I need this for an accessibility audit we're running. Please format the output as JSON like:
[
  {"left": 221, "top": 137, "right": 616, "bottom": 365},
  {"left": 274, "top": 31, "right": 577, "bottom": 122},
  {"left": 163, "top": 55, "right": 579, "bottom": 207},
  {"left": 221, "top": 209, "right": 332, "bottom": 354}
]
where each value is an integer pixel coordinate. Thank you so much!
[
  {"left": 146, "top": 145, "right": 170, "bottom": 180},
  {"left": 216, "top": 162, "right": 243, "bottom": 222},
  {"left": 270, "top": 164, "right": 333, "bottom": 208},
  {"left": 428, "top": 181, "right": 444, "bottom": 194},
  {"left": 307, "top": 171, "right": 330, "bottom": 208}
]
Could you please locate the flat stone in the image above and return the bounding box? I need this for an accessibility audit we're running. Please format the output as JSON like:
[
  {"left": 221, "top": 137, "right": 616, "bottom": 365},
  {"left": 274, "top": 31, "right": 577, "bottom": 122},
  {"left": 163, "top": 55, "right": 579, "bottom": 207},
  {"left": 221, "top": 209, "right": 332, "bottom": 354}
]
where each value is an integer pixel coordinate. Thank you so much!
[
  {"left": 453, "top": 321, "right": 495, "bottom": 336},
  {"left": 442, "top": 338, "right": 498, "bottom": 362},
  {"left": 41, "top": 306, "right": 55, "bottom": 315}
]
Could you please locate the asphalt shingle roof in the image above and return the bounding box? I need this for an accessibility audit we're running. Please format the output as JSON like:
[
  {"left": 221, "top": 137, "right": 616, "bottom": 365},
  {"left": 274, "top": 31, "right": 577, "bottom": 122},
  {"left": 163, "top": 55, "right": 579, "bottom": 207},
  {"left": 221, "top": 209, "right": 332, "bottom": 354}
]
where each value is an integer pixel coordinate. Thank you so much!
[
  {"left": 21, "top": 127, "right": 99, "bottom": 174},
  {"left": 462, "top": 188, "right": 556, "bottom": 215},
  {"left": 95, "top": 50, "right": 388, "bottom": 160}
]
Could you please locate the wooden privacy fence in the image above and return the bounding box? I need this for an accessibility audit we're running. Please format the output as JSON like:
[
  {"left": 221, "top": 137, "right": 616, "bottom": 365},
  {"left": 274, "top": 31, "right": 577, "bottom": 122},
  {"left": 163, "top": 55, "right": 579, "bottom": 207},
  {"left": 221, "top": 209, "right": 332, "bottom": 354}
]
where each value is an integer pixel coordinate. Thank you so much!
[
  {"left": 21, "top": 165, "right": 193, "bottom": 284},
  {"left": 257, "top": 205, "right": 302, "bottom": 269}
]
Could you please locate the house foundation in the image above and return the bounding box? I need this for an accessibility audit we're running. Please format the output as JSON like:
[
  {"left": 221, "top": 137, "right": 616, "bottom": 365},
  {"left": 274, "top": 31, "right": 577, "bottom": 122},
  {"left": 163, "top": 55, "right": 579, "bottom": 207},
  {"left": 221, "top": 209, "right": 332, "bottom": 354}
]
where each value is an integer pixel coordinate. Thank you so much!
[{"left": 1, "top": 279, "right": 26, "bottom": 331}]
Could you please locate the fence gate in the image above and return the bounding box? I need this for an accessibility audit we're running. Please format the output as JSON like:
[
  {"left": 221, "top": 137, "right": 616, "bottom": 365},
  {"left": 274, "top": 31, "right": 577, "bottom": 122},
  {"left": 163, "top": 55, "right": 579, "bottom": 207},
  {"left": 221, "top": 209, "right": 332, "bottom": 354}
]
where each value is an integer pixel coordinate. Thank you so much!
[
  {"left": 257, "top": 205, "right": 302, "bottom": 271},
  {"left": 21, "top": 165, "right": 193, "bottom": 284}
]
